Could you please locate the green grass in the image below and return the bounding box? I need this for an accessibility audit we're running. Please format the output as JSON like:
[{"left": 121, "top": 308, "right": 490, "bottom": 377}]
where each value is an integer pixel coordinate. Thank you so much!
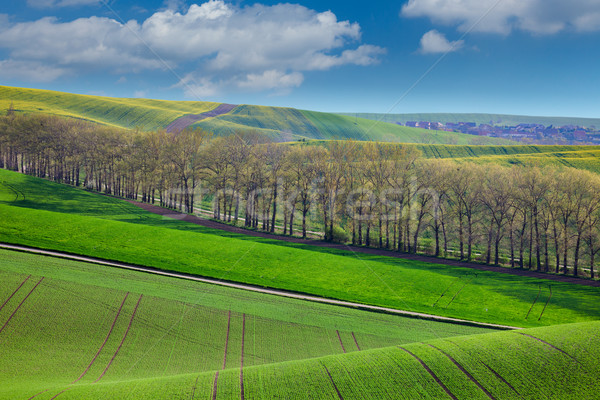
[
  {"left": 1, "top": 169, "right": 600, "bottom": 329},
  {"left": 339, "top": 112, "right": 600, "bottom": 128},
  {"left": 0, "top": 85, "right": 219, "bottom": 130},
  {"left": 301, "top": 110, "right": 512, "bottom": 144},
  {"left": 410, "top": 144, "right": 600, "bottom": 173},
  {"left": 192, "top": 104, "right": 322, "bottom": 140},
  {"left": 194, "top": 103, "right": 512, "bottom": 143},
  {"left": 2, "top": 261, "right": 596, "bottom": 400},
  {"left": 0, "top": 250, "right": 493, "bottom": 399}
]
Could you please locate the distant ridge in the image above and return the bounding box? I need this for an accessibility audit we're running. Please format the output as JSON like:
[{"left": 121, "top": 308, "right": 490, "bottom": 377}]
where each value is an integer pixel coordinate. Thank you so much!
[{"left": 338, "top": 112, "right": 600, "bottom": 128}]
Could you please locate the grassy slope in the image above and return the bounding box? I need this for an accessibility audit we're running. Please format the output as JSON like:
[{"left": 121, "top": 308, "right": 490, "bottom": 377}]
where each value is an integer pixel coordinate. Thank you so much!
[
  {"left": 340, "top": 112, "right": 600, "bottom": 127},
  {"left": 302, "top": 110, "right": 511, "bottom": 144},
  {"left": 0, "top": 85, "right": 219, "bottom": 130},
  {"left": 1, "top": 169, "right": 599, "bottom": 329},
  {"left": 0, "top": 86, "right": 513, "bottom": 144},
  {"left": 0, "top": 250, "right": 491, "bottom": 399},
  {"left": 194, "top": 104, "right": 512, "bottom": 144},
  {"left": 1, "top": 252, "right": 597, "bottom": 399}
]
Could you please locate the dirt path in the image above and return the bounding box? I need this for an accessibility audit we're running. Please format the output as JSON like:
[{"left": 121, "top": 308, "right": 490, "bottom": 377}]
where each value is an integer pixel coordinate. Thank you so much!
[
  {"left": 0, "top": 242, "right": 518, "bottom": 330},
  {"left": 128, "top": 200, "right": 600, "bottom": 288},
  {"left": 166, "top": 103, "right": 237, "bottom": 133}
]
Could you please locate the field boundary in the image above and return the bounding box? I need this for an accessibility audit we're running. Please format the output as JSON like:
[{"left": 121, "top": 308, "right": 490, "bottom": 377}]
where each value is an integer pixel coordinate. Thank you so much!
[{"left": 0, "top": 243, "right": 520, "bottom": 330}]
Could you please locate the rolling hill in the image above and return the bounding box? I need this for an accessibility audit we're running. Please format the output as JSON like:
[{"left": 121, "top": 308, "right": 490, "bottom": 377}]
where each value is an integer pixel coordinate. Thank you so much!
[
  {"left": 0, "top": 85, "right": 512, "bottom": 144},
  {"left": 1, "top": 250, "right": 597, "bottom": 399}
]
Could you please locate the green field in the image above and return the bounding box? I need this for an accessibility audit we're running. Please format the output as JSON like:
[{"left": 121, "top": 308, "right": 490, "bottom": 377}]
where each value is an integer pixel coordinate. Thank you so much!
[
  {"left": 413, "top": 144, "right": 600, "bottom": 173},
  {"left": 1, "top": 251, "right": 597, "bottom": 399},
  {"left": 0, "top": 250, "right": 495, "bottom": 399},
  {"left": 0, "top": 85, "right": 512, "bottom": 144},
  {"left": 340, "top": 112, "right": 600, "bottom": 128},
  {"left": 1, "top": 168, "right": 600, "bottom": 329}
]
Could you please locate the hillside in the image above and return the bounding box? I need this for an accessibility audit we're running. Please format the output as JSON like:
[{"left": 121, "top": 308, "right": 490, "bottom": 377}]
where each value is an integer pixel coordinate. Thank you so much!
[
  {"left": 340, "top": 112, "right": 600, "bottom": 128},
  {"left": 1, "top": 251, "right": 596, "bottom": 400},
  {"left": 0, "top": 86, "right": 512, "bottom": 144},
  {"left": 0, "top": 249, "right": 494, "bottom": 399},
  {"left": 0, "top": 85, "right": 219, "bottom": 131}
]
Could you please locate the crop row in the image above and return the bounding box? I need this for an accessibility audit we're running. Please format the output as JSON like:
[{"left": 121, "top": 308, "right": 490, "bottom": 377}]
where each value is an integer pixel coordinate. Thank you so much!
[{"left": 2, "top": 262, "right": 466, "bottom": 399}]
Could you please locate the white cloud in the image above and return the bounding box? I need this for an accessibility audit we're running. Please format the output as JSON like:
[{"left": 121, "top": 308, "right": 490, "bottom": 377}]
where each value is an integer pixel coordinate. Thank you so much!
[
  {"left": 176, "top": 74, "right": 221, "bottom": 98},
  {"left": 418, "top": 30, "right": 464, "bottom": 54},
  {"left": 162, "top": 0, "right": 187, "bottom": 12},
  {"left": 237, "top": 70, "right": 304, "bottom": 91},
  {"left": 0, "top": 59, "right": 68, "bottom": 82},
  {"left": 1, "top": 1, "right": 384, "bottom": 96},
  {"left": 402, "top": 0, "right": 600, "bottom": 35}
]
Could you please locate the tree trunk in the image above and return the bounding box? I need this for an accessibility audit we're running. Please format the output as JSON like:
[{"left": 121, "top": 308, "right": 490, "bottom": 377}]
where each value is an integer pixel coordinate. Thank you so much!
[
  {"left": 486, "top": 219, "right": 493, "bottom": 265},
  {"left": 574, "top": 235, "right": 581, "bottom": 277},
  {"left": 271, "top": 183, "right": 277, "bottom": 233}
]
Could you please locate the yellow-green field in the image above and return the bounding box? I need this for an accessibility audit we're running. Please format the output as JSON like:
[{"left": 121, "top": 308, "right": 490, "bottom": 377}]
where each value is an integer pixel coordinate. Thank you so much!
[
  {"left": 0, "top": 85, "right": 219, "bottom": 130},
  {"left": 0, "top": 85, "right": 513, "bottom": 144}
]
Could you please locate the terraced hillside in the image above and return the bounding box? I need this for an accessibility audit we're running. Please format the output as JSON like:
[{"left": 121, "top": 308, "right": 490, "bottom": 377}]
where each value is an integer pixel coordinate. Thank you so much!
[
  {"left": 0, "top": 86, "right": 512, "bottom": 144},
  {"left": 1, "top": 251, "right": 597, "bottom": 399},
  {"left": 1, "top": 168, "right": 600, "bottom": 329}
]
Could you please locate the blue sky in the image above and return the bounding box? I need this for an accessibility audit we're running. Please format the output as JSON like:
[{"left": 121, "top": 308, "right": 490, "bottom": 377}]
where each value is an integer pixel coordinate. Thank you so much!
[{"left": 1, "top": 0, "right": 600, "bottom": 117}]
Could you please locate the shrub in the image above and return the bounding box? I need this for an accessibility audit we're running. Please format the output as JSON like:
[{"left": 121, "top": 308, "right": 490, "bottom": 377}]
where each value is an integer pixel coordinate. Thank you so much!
[{"left": 331, "top": 226, "right": 349, "bottom": 243}]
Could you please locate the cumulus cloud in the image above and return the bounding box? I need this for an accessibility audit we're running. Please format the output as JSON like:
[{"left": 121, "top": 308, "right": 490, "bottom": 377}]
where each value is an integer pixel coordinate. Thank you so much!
[
  {"left": 402, "top": 0, "right": 600, "bottom": 35},
  {"left": 418, "top": 30, "right": 464, "bottom": 54},
  {"left": 0, "top": 1, "right": 384, "bottom": 96}
]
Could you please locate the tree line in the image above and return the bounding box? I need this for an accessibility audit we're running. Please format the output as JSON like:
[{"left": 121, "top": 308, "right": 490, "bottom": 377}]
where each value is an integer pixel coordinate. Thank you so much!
[{"left": 2, "top": 113, "right": 600, "bottom": 278}]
